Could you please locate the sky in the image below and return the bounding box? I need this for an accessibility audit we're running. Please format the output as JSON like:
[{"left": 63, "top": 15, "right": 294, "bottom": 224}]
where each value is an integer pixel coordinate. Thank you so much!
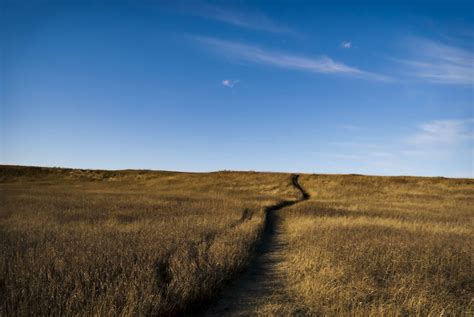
[{"left": 1, "top": 0, "right": 473, "bottom": 177}]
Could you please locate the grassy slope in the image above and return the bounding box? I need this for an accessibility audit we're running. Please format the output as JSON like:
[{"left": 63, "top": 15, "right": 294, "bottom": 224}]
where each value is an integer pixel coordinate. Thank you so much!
[
  {"left": 1, "top": 166, "right": 473, "bottom": 316},
  {"left": 0, "top": 165, "right": 299, "bottom": 315},
  {"left": 279, "top": 174, "right": 474, "bottom": 315}
]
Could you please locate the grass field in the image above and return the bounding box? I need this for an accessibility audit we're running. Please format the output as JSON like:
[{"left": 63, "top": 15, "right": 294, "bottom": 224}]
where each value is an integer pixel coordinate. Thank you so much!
[
  {"left": 278, "top": 174, "right": 474, "bottom": 315},
  {"left": 0, "top": 166, "right": 299, "bottom": 315},
  {"left": 1, "top": 166, "right": 473, "bottom": 316}
]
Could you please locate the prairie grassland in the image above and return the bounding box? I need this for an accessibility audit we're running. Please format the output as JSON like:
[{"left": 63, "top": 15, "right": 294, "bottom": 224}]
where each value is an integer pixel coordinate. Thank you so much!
[
  {"left": 279, "top": 174, "right": 474, "bottom": 316},
  {"left": 2, "top": 167, "right": 473, "bottom": 316},
  {"left": 0, "top": 166, "right": 299, "bottom": 315}
]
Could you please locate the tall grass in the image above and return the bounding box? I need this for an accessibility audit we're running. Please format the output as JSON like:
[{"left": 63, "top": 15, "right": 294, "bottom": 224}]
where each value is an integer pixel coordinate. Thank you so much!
[
  {"left": 279, "top": 174, "right": 474, "bottom": 315},
  {"left": 2, "top": 167, "right": 472, "bottom": 315},
  {"left": 0, "top": 166, "right": 299, "bottom": 315}
]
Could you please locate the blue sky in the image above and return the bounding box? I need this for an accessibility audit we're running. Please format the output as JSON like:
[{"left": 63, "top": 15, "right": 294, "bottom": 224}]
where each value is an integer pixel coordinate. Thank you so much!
[{"left": 1, "top": 0, "right": 473, "bottom": 177}]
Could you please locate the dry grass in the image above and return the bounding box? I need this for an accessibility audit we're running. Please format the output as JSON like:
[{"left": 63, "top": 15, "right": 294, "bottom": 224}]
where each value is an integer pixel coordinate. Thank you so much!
[
  {"left": 0, "top": 166, "right": 299, "bottom": 315},
  {"left": 1, "top": 167, "right": 473, "bottom": 316},
  {"left": 279, "top": 174, "right": 474, "bottom": 316}
]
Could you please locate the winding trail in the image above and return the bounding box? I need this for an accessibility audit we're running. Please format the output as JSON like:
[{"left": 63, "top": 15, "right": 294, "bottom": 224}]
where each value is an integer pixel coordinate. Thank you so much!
[{"left": 205, "top": 175, "right": 310, "bottom": 316}]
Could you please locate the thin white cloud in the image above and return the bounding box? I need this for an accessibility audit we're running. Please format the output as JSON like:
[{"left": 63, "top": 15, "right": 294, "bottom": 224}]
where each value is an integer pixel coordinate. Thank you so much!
[
  {"left": 400, "top": 38, "right": 474, "bottom": 85},
  {"left": 191, "top": 4, "right": 293, "bottom": 34},
  {"left": 196, "top": 37, "right": 390, "bottom": 81},
  {"left": 321, "top": 153, "right": 362, "bottom": 160},
  {"left": 341, "top": 41, "right": 352, "bottom": 49},
  {"left": 399, "top": 149, "right": 425, "bottom": 156},
  {"left": 222, "top": 79, "right": 239, "bottom": 88},
  {"left": 407, "top": 119, "right": 474, "bottom": 145},
  {"left": 339, "top": 124, "right": 365, "bottom": 131},
  {"left": 370, "top": 152, "right": 395, "bottom": 157},
  {"left": 324, "top": 118, "right": 473, "bottom": 177},
  {"left": 329, "top": 142, "right": 378, "bottom": 149}
]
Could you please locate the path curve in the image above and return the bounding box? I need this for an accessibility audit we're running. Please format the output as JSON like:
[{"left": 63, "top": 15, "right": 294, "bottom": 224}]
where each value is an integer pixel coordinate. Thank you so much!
[{"left": 205, "top": 174, "right": 309, "bottom": 316}]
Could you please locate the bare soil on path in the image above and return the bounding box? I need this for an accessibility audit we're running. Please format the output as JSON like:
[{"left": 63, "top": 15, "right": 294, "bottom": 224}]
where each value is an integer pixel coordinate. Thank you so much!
[{"left": 205, "top": 175, "right": 309, "bottom": 316}]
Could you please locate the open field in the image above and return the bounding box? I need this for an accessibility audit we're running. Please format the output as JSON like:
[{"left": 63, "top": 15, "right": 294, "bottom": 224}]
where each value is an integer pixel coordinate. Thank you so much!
[
  {"left": 277, "top": 175, "right": 474, "bottom": 316},
  {"left": 1, "top": 166, "right": 473, "bottom": 316},
  {"left": 0, "top": 165, "right": 300, "bottom": 315}
]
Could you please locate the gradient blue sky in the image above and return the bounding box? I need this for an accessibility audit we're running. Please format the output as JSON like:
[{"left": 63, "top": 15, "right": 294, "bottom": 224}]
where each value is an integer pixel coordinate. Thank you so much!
[{"left": 1, "top": 0, "right": 473, "bottom": 177}]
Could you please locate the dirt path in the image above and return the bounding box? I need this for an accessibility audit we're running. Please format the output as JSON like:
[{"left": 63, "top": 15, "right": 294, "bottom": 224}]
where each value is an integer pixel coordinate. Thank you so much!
[{"left": 205, "top": 175, "right": 309, "bottom": 316}]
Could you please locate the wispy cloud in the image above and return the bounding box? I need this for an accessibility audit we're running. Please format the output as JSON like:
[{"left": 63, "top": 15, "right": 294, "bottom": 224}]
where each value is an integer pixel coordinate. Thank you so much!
[
  {"left": 329, "top": 142, "right": 378, "bottom": 149},
  {"left": 222, "top": 79, "right": 239, "bottom": 88},
  {"left": 196, "top": 37, "right": 390, "bottom": 81},
  {"left": 370, "top": 152, "right": 395, "bottom": 158},
  {"left": 332, "top": 119, "right": 473, "bottom": 151},
  {"left": 400, "top": 38, "right": 474, "bottom": 85},
  {"left": 189, "top": 4, "right": 293, "bottom": 34},
  {"left": 324, "top": 118, "right": 473, "bottom": 177},
  {"left": 321, "top": 153, "right": 362, "bottom": 160},
  {"left": 341, "top": 41, "right": 352, "bottom": 49},
  {"left": 339, "top": 124, "right": 365, "bottom": 131},
  {"left": 407, "top": 119, "right": 474, "bottom": 145}
]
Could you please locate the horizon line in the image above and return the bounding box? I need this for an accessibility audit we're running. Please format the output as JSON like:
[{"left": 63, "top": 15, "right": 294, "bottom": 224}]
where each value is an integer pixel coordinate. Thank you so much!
[{"left": 1, "top": 164, "right": 471, "bottom": 180}]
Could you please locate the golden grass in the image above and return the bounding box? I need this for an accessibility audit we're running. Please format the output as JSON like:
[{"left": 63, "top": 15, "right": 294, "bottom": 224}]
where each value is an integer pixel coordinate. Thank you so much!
[
  {"left": 1, "top": 167, "right": 473, "bottom": 316},
  {"left": 279, "top": 174, "right": 474, "bottom": 316},
  {"left": 0, "top": 166, "right": 299, "bottom": 315}
]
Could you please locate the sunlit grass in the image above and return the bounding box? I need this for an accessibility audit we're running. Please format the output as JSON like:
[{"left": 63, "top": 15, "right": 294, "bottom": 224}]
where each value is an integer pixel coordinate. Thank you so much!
[
  {"left": 0, "top": 166, "right": 299, "bottom": 315},
  {"left": 279, "top": 174, "right": 473, "bottom": 315},
  {"left": 1, "top": 167, "right": 472, "bottom": 315}
]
